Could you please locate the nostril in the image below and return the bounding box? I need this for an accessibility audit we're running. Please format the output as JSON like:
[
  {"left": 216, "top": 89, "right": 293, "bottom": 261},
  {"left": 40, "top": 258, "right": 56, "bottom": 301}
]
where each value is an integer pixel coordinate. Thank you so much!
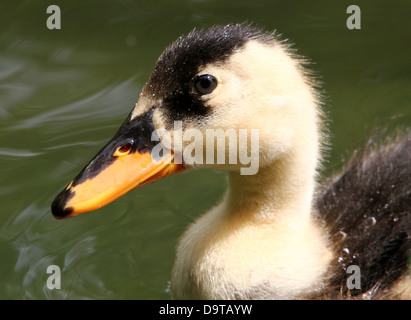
[
  {"left": 113, "top": 143, "right": 132, "bottom": 157},
  {"left": 119, "top": 143, "right": 132, "bottom": 153}
]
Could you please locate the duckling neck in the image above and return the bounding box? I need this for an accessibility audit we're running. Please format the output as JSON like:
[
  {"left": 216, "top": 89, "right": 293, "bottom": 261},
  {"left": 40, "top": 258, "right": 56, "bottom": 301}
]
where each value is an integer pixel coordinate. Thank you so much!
[
  {"left": 226, "top": 153, "right": 316, "bottom": 223},
  {"left": 172, "top": 147, "right": 332, "bottom": 299}
]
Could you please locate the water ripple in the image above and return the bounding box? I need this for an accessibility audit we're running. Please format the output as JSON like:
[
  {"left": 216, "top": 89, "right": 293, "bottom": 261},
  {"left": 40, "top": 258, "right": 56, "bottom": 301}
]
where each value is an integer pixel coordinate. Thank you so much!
[{"left": 0, "top": 148, "right": 42, "bottom": 158}]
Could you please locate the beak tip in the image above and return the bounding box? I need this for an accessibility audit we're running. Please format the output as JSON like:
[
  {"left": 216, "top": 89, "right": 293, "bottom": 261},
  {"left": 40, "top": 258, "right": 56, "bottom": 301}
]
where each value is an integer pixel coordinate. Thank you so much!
[{"left": 51, "top": 189, "right": 75, "bottom": 219}]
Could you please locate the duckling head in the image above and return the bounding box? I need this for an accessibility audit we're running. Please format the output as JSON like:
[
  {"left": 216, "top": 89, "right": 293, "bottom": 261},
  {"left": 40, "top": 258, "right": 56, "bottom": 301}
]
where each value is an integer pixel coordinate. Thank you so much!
[{"left": 51, "top": 24, "right": 322, "bottom": 219}]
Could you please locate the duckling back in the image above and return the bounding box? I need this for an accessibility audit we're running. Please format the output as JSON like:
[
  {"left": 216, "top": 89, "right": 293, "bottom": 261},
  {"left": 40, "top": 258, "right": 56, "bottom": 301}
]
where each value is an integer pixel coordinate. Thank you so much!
[{"left": 316, "top": 132, "right": 411, "bottom": 299}]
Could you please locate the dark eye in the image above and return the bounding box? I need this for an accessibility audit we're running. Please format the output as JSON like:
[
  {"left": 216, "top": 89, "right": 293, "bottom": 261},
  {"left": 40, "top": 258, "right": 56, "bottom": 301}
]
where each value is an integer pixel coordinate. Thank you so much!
[{"left": 193, "top": 74, "right": 217, "bottom": 95}]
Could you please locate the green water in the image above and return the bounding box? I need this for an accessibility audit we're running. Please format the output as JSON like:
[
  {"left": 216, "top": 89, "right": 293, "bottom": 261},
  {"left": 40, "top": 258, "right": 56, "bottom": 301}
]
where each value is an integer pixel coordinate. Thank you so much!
[{"left": 0, "top": 0, "right": 410, "bottom": 299}]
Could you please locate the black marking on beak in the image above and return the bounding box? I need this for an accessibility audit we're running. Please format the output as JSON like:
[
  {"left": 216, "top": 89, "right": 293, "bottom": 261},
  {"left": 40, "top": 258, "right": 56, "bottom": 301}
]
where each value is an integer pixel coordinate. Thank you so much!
[
  {"left": 71, "top": 108, "right": 156, "bottom": 187},
  {"left": 51, "top": 108, "right": 158, "bottom": 219},
  {"left": 51, "top": 187, "right": 74, "bottom": 219}
]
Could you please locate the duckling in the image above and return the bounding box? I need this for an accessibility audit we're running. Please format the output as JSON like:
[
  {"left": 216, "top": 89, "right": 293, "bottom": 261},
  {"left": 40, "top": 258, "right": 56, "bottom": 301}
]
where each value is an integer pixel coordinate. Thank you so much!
[{"left": 51, "top": 24, "right": 410, "bottom": 299}]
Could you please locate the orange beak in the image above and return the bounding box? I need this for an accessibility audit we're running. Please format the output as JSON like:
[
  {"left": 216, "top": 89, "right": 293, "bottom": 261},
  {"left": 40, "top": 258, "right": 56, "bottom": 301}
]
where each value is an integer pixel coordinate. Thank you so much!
[{"left": 51, "top": 109, "right": 184, "bottom": 219}]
